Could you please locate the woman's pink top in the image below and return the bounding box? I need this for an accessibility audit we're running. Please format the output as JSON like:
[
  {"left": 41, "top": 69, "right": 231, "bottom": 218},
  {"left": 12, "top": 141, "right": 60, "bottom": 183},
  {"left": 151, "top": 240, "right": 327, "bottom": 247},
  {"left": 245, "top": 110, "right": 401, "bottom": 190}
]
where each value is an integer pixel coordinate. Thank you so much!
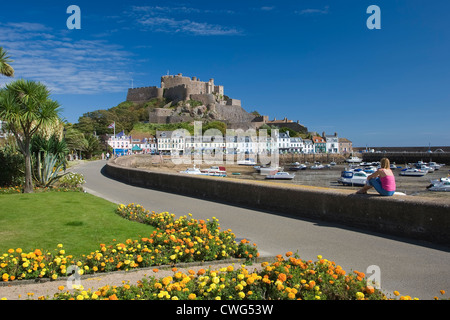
[{"left": 380, "top": 170, "right": 396, "bottom": 191}]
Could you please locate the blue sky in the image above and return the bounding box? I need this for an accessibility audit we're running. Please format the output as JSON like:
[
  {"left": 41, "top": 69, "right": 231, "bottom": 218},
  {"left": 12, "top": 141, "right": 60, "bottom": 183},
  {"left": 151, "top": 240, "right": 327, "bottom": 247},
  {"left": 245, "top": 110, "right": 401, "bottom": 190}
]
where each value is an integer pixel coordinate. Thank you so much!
[{"left": 1, "top": 0, "right": 449, "bottom": 147}]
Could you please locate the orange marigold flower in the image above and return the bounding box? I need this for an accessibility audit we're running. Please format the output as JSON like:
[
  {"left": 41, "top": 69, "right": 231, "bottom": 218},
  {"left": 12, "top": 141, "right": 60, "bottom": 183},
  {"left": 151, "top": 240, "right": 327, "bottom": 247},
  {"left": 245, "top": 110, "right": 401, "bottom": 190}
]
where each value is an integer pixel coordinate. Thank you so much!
[
  {"left": 278, "top": 273, "right": 287, "bottom": 282},
  {"left": 285, "top": 251, "right": 293, "bottom": 257},
  {"left": 197, "top": 269, "right": 206, "bottom": 276}
]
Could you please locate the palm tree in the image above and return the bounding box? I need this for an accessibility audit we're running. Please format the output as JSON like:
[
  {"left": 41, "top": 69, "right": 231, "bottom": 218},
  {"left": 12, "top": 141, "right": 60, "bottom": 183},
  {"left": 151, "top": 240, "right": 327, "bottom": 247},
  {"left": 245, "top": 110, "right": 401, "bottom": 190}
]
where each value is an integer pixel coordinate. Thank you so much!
[
  {"left": 0, "top": 47, "right": 14, "bottom": 77},
  {"left": 0, "top": 79, "right": 61, "bottom": 193}
]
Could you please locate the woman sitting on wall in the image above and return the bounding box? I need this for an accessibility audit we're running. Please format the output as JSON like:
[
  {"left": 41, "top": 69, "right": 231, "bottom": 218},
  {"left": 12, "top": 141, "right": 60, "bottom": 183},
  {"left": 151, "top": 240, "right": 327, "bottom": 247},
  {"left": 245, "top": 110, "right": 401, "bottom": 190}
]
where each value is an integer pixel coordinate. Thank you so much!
[{"left": 356, "top": 158, "right": 396, "bottom": 196}]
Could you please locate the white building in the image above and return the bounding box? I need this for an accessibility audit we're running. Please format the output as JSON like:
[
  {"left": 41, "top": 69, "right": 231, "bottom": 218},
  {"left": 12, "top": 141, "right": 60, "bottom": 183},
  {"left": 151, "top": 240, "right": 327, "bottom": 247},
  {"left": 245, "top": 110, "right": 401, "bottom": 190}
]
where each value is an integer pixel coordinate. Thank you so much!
[
  {"left": 303, "top": 139, "right": 314, "bottom": 154},
  {"left": 324, "top": 133, "right": 339, "bottom": 154},
  {"left": 289, "top": 137, "right": 304, "bottom": 153},
  {"left": 278, "top": 132, "right": 291, "bottom": 154},
  {"left": 156, "top": 130, "right": 186, "bottom": 154},
  {"left": 107, "top": 132, "right": 131, "bottom": 156},
  {"left": 131, "top": 136, "right": 157, "bottom": 154}
]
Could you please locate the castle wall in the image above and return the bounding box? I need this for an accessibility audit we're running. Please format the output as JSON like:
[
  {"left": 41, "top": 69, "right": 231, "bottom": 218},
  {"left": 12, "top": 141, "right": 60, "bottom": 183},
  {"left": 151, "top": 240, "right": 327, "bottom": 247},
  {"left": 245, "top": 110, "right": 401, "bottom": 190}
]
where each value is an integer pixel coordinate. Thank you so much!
[
  {"left": 163, "top": 85, "right": 188, "bottom": 103},
  {"left": 215, "top": 104, "right": 255, "bottom": 124},
  {"left": 126, "top": 86, "right": 163, "bottom": 102},
  {"left": 226, "top": 99, "right": 241, "bottom": 107},
  {"left": 190, "top": 94, "right": 215, "bottom": 107}
]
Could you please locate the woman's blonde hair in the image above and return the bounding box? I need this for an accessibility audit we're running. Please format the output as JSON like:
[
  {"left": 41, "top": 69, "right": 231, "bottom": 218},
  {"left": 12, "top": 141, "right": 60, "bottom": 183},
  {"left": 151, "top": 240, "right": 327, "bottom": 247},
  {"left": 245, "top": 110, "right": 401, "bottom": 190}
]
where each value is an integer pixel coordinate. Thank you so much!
[{"left": 380, "top": 158, "right": 390, "bottom": 169}]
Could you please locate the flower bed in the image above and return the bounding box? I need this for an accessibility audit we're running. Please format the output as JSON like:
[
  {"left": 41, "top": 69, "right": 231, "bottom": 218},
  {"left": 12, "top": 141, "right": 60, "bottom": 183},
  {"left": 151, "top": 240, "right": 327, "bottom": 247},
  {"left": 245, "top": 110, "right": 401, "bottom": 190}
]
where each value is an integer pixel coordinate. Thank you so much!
[
  {"left": 0, "top": 204, "right": 258, "bottom": 283},
  {"left": 50, "top": 252, "right": 438, "bottom": 300}
]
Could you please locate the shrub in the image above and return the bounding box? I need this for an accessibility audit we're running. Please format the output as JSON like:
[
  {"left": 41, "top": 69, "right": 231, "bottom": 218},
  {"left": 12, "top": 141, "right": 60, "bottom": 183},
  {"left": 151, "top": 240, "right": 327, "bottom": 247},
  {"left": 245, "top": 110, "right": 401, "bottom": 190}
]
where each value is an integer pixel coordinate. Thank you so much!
[
  {"left": 0, "top": 147, "right": 24, "bottom": 186},
  {"left": 58, "top": 172, "right": 85, "bottom": 189}
]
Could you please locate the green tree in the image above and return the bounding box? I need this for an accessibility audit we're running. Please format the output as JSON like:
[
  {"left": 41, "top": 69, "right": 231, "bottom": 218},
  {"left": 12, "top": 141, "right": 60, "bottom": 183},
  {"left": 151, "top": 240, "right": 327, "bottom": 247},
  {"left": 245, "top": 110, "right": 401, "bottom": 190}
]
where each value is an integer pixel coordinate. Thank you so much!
[
  {"left": 0, "top": 79, "right": 61, "bottom": 193},
  {"left": 0, "top": 47, "right": 14, "bottom": 77},
  {"left": 81, "top": 133, "right": 101, "bottom": 159}
]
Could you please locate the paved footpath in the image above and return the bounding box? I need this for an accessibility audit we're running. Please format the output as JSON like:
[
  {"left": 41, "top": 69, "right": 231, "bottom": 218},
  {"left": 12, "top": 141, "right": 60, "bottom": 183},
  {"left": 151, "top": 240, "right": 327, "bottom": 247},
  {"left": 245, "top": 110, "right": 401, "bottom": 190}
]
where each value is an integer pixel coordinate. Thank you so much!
[{"left": 71, "top": 160, "right": 449, "bottom": 300}]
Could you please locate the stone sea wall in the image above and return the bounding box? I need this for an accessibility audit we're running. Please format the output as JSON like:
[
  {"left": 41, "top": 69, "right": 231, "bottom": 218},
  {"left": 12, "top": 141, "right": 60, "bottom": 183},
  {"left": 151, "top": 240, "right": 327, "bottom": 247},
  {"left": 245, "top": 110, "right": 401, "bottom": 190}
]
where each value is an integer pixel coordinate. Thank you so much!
[{"left": 105, "top": 156, "right": 450, "bottom": 247}]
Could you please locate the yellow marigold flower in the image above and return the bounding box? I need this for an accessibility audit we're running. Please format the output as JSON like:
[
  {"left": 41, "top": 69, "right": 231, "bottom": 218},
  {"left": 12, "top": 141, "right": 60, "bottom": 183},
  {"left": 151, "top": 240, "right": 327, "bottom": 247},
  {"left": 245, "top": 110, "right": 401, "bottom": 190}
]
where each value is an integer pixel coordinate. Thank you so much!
[
  {"left": 76, "top": 295, "right": 84, "bottom": 300},
  {"left": 356, "top": 292, "right": 365, "bottom": 300},
  {"left": 188, "top": 293, "right": 196, "bottom": 300},
  {"left": 393, "top": 291, "right": 400, "bottom": 296},
  {"left": 58, "top": 286, "right": 65, "bottom": 291},
  {"left": 238, "top": 292, "right": 245, "bottom": 299}
]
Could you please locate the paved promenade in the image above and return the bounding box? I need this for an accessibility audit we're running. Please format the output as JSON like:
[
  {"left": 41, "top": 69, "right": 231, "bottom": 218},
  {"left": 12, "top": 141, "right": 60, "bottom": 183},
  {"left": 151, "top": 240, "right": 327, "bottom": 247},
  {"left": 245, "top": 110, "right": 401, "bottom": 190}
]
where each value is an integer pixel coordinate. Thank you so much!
[{"left": 73, "top": 160, "right": 449, "bottom": 300}]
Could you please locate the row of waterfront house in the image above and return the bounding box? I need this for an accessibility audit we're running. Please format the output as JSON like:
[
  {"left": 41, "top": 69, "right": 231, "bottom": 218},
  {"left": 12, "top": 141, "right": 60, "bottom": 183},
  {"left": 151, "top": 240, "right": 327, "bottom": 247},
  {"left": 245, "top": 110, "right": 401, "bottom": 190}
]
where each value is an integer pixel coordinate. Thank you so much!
[{"left": 107, "top": 130, "right": 353, "bottom": 156}]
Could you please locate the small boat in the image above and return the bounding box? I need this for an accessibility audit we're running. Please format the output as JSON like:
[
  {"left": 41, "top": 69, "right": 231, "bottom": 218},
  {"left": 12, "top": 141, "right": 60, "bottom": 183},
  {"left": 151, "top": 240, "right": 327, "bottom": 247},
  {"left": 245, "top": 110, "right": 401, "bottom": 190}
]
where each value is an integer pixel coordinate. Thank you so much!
[
  {"left": 288, "top": 162, "right": 307, "bottom": 171},
  {"left": 201, "top": 166, "right": 227, "bottom": 177},
  {"left": 237, "top": 158, "right": 257, "bottom": 166},
  {"left": 413, "top": 163, "right": 434, "bottom": 173},
  {"left": 179, "top": 165, "right": 207, "bottom": 175},
  {"left": 265, "top": 171, "right": 295, "bottom": 180},
  {"left": 363, "top": 166, "right": 377, "bottom": 174},
  {"left": 330, "top": 161, "right": 337, "bottom": 166},
  {"left": 399, "top": 168, "right": 427, "bottom": 176},
  {"left": 428, "top": 162, "right": 442, "bottom": 171},
  {"left": 310, "top": 164, "right": 324, "bottom": 170},
  {"left": 259, "top": 166, "right": 280, "bottom": 175},
  {"left": 427, "top": 177, "right": 450, "bottom": 192},
  {"left": 338, "top": 170, "right": 369, "bottom": 186},
  {"left": 346, "top": 156, "right": 362, "bottom": 163}
]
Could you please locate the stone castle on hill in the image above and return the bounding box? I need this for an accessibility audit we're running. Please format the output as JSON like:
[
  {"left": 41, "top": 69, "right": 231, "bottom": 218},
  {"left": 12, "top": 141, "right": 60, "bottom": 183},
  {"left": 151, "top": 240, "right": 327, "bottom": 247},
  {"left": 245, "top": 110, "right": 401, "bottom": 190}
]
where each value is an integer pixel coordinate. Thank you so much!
[{"left": 126, "top": 73, "right": 307, "bottom": 133}]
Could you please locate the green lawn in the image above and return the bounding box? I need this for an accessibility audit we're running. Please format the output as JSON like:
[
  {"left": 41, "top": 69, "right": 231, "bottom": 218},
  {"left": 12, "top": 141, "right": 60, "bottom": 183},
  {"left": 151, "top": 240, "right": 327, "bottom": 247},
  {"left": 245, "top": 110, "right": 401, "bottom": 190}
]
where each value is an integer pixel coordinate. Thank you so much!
[{"left": 0, "top": 191, "right": 156, "bottom": 257}]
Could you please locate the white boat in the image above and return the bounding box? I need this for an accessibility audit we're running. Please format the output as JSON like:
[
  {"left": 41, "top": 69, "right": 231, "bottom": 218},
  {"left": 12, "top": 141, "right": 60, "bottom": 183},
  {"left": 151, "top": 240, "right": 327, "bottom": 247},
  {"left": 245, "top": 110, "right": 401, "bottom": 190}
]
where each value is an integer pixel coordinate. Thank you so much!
[
  {"left": 201, "top": 166, "right": 227, "bottom": 177},
  {"left": 310, "top": 164, "right": 324, "bottom": 169},
  {"left": 399, "top": 168, "right": 427, "bottom": 176},
  {"left": 346, "top": 156, "right": 362, "bottom": 163},
  {"left": 265, "top": 171, "right": 295, "bottom": 180},
  {"left": 338, "top": 170, "right": 369, "bottom": 186},
  {"left": 427, "top": 177, "right": 450, "bottom": 192},
  {"left": 363, "top": 166, "right": 377, "bottom": 174},
  {"left": 179, "top": 165, "right": 207, "bottom": 175},
  {"left": 259, "top": 166, "right": 280, "bottom": 175},
  {"left": 428, "top": 162, "right": 442, "bottom": 170},
  {"left": 414, "top": 163, "right": 434, "bottom": 173},
  {"left": 288, "top": 162, "right": 307, "bottom": 171},
  {"left": 237, "top": 158, "right": 257, "bottom": 166}
]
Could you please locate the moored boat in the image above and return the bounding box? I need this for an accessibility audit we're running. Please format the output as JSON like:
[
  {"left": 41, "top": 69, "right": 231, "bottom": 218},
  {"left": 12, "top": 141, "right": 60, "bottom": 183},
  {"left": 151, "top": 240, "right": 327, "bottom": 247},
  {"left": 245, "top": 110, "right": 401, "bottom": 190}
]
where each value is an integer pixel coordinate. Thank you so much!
[
  {"left": 427, "top": 177, "right": 450, "bottom": 192},
  {"left": 259, "top": 166, "right": 280, "bottom": 175},
  {"left": 346, "top": 156, "right": 362, "bottom": 163},
  {"left": 237, "top": 158, "right": 257, "bottom": 166},
  {"left": 338, "top": 170, "right": 369, "bottom": 186},
  {"left": 179, "top": 165, "right": 207, "bottom": 175},
  {"left": 399, "top": 168, "right": 427, "bottom": 176},
  {"left": 201, "top": 166, "right": 227, "bottom": 177},
  {"left": 265, "top": 171, "right": 295, "bottom": 180},
  {"left": 288, "top": 162, "right": 307, "bottom": 171}
]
